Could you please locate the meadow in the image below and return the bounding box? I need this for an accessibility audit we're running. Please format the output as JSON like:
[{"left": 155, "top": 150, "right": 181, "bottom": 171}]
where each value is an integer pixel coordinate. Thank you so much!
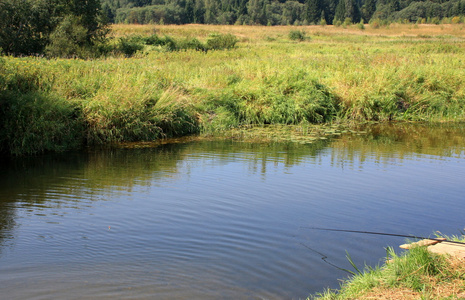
[{"left": 1, "top": 23, "right": 465, "bottom": 155}]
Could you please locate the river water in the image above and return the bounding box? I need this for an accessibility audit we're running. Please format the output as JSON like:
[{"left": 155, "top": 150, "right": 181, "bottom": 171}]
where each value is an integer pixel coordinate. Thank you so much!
[{"left": 1, "top": 123, "right": 465, "bottom": 299}]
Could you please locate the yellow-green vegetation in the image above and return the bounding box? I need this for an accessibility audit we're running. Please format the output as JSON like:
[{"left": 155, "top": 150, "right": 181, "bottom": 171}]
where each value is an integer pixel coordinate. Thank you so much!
[
  {"left": 311, "top": 236, "right": 465, "bottom": 299},
  {"left": 1, "top": 24, "right": 465, "bottom": 155}
]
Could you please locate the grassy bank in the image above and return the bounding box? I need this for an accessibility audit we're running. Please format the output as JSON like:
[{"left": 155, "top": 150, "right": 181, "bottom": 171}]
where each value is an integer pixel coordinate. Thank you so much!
[
  {"left": 311, "top": 236, "right": 465, "bottom": 299},
  {"left": 1, "top": 24, "right": 465, "bottom": 155}
]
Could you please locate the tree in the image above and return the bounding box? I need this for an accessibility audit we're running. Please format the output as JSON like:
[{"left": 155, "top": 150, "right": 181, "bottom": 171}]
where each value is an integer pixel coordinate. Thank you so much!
[
  {"left": 334, "top": 0, "right": 360, "bottom": 23},
  {"left": 306, "top": 0, "right": 322, "bottom": 24},
  {"left": 324, "top": 0, "right": 339, "bottom": 24},
  {"left": 204, "top": 0, "right": 219, "bottom": 23},
  {"left": 0, "top": 0, "right": 48, "bottom": 55},
  {"left": 102, "top": 2, "right": 115, "bottom": 23},
  {"left": 193, "top": 0, "right": 205, "bottom": 23},
  {"left": 361, "top": 0, "right": 376, "bottom": 22},
  {"left": 184, "top": 0, "right": 195, "bottom": 23},
  {"left": 0, "top": 0, "right": 109, "bottom": 56},
  {"left": 247, "top": 0, "right": 265, "bottom": 24},
  {"left": 45, "top": 15, "right": 88, "bottom": 57},
  {"left": 68, "top": 0, "right": 109, "bottom": 44},
  {"left": 282, "top": 1, "right": 305, "bottom": 25},
  {"left": 334, "top": 0, "right": 346, "bottom": 22}
]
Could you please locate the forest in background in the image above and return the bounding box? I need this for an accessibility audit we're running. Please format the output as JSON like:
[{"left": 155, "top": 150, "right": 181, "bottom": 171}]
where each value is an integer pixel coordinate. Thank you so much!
[
  {"left": 1, "top": 0, "right": 465, "bottom": 57},
  {"left": 103, "top": 0, "right": 465, "bottom": 25}
]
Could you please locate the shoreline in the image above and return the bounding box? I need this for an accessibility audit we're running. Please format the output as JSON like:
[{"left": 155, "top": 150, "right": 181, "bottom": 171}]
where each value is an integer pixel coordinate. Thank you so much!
[{"left": 1, "top": 24, "right": 465, "bottom": 156}]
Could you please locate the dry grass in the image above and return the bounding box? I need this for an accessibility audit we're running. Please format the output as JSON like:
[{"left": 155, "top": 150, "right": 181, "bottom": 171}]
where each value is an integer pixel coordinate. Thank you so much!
[{"left": 111, "top": 23, "right": 465, "bottom": 40}]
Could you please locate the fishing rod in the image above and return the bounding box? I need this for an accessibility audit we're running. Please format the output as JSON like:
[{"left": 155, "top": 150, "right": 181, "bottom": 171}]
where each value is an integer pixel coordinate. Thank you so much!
[{"left": 301, "top": 226, "right": 465, "bottom": 246}]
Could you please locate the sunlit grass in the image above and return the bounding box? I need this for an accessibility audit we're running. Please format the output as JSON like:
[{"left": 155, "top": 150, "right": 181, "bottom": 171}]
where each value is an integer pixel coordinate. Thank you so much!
[
  {"left": 1, "top": 24, "right": 465, "bottom": 155},
  {"left": 311, "top": 234, "right": 465, "bottom": 299}
]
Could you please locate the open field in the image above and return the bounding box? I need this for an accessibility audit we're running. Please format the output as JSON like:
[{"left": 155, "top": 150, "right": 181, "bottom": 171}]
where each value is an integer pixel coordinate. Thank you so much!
[
  {"left": 111, "top": 23, "right": 465, "bottom": 39},
  {"left": 1, "top": 24, "right": 465, "bottom": 155}
]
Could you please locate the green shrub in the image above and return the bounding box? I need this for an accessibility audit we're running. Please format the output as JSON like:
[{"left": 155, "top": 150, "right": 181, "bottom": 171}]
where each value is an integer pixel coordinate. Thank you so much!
[
  {"left": 288, "top": 30, "right": 306, "bottom": 41},
  {"left": 141, "top": 34, "right": 177, "bottom": 50},
  {"left": 451, "top": 16, "right": 461, "bottom": 24},
  {"left": 115, "top": 33, "right": 239, "bottom": 55},
  {"left": 431, "top": 17, "right": 440, "bottom": 25},
  {"left": 370, "top": 19, "right": 381, "bottom": 29},
  {"left": 160, "top": 35, "right": 178, "bottom": 51},
  {"left": 117, "top": 36, "right": 144, "bottom": 57},
  {"left": 143, "top": 34, "right": 163, "bottom": 46},
  {"left": 343, "top": 17, "right": 352, "bottom": 27},
  {"left": 206, "top": 33, "right": 238, "bottom": 50},
  {"left": 178, "top": 38, "right": 206, "bottom": 52}
]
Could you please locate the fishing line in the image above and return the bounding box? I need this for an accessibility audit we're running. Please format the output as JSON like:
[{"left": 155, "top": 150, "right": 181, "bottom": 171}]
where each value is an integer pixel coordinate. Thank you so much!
[
  {"left": 301, "top": 226, "right": 465, "bottom": 246},
  {"left": 299, "top": 242, "right": 356, "bottom": 275}
]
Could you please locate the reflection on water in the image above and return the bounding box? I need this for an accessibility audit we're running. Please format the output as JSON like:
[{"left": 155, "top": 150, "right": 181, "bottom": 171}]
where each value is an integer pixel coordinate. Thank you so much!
[{"left": 0, "top": 123, "right": 465, "bottom": 299}]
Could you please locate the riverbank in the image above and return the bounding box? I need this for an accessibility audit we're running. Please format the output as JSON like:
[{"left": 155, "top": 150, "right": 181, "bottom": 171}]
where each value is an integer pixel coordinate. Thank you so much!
[
  {"left": 311, "top": 236, "right": 465, "bottom": 299},
  {"left": 1, "top": 24, "right": 465, "bottom": 156}
]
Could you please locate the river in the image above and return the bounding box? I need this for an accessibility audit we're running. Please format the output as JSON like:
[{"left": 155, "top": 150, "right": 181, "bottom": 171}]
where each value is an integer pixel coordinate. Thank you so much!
[{"left": 1, "top": 123, "right": 465, "bottom": 299}]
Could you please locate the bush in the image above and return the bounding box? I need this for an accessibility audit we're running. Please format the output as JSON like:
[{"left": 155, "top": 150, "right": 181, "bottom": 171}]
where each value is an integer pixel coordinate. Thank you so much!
[
  {"left": 343, "top": 17, "right": 353, "bottom": 26},
  {"left": 160, "top": 35, "right": 178, "bottom": 51},
  {"left": 370, "top": 18, "right": 381, "bottom": 29},
  {"left": 288, "top": 30, "right": 306, "bottom": 41},
  {"left": 431, "top": 17, "right": 440, "bottom": 25},
  {"left": 451, "top": 16, "right": 461, "bottom": 24},
  {"left": 206, "top": 33, "right": 238, "bottom": 50},
  {"left": 178, "top": 38, "right": 206, "bottom": 52},
  {"left": 143, "top": 34, "right": 163, "bottom": 45},
  {"left": 117, "top": 36, "right": 144, "bottom": 57},
  {"left": 113, "top": 33, "right": 239, "bottom": 55}
]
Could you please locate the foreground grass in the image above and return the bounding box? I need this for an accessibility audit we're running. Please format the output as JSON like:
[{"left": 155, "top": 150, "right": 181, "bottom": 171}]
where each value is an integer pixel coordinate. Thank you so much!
[
  {"left": 1, "top": 24, "right": 465, "bottom": 155},
  {"left": 311, "top": 237, "right": 465, "bottom": 300}
]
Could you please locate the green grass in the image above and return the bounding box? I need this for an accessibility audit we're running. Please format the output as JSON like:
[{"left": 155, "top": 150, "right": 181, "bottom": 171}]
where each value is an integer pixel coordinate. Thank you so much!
[
  {"left": 1, "top": 24, "right": 465, "bottom": 155},
  {"left": 311, "top": 236, "right": 465, "bottom": 300}
]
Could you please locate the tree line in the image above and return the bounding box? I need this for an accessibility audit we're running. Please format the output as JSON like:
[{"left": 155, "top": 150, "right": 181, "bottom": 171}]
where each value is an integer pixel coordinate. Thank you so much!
[
  {"left": 0, "top": 0, "right": 238, "bottom": 57},
  {"left": 103, "top": 0, "right": 465, "bottom": 25},
  {"left": 1, "top": 0, "right": 465, "bottom": 56}
]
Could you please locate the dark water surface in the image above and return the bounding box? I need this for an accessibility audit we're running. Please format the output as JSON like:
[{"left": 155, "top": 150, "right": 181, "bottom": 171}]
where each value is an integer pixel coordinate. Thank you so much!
[{"left": 1, "top": 123, "right": 465, "bottom": 299}]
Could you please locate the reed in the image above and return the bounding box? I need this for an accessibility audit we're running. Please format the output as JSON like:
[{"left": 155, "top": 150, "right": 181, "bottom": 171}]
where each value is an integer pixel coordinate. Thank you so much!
[{"left": 1, "top": 24, "right": 465, "bottom": 155}]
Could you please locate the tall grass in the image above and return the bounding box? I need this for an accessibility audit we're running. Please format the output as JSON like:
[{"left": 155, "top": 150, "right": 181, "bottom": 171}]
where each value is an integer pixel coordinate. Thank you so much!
[
  {"left": 0, "top": 60, "right": 83, "bottom": 155},
  {"left": 312, "top": 242, "right": 464, "bottom": 299},
  {"left": 1, "top": 24, "right": 465, "bottom": 155}
]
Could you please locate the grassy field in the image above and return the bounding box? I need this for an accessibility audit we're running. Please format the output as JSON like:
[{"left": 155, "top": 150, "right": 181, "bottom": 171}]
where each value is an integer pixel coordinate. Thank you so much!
[{"left": 1, "top": 23, "right": 465, "bottom": 155}]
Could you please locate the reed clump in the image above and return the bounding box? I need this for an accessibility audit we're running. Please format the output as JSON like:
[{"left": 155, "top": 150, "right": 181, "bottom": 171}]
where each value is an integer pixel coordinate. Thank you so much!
[{"left": 1, "top": 24, "right": 465, "bottom": 156}]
